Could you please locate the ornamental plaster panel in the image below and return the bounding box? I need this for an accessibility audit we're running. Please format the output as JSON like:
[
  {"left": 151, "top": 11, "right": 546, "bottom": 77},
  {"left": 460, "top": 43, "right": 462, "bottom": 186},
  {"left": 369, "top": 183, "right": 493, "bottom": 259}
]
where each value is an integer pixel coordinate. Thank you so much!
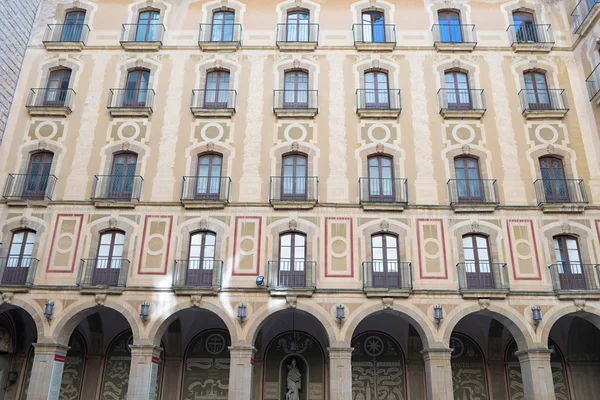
[
  {"left": 415, "top": 218, "right": 448, "bottom": 281},
  {"left": 136, "top": 215, "right": 174, "bottom": 276},
  {"left": 324, "top": 217, "right": 354, "bottom": 278},
  {"left": 506, "top": 219, "right": 542, "bottom": 281},
  {"left": 45, "top": 214, "right": 84, "bottom": 274},
  {"left": 26, "top": 120, "right": 67, "bottom": 143}
]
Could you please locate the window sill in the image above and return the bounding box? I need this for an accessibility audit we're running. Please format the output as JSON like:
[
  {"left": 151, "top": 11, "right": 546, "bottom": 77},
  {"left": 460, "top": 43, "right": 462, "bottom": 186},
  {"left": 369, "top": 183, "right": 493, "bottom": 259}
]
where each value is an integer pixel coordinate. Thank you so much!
[
  {"left": 364, "top": 288, "right": 411, "bottom": 298},
  {"left": 120, "top": 41, "right": 162, "bottom": 51},
  {"left": 539, "top": 203, "right": 586, "bottom": 213},
  {"left": 181, "top": 199, "right": 228, "bottom": 209},
  {"left": 511, "top": 42, "right": 553, "bottom": 53},
  {"left": 198, "top": 41, "right": 241, "bottom": 51},
  {"left": 451, "top": 203, "right": 498, "bottom": 213},
  {"left": 267, "top": 287, "right": 315, "bottom": 297},
  {"left": 79, "top": 286, "right": 125, "bottom": 295},
  {"left": 574, "top": 5, "right": 600, "bottom": 36},
  {"left": 360, "top": 202, "right": 406, "bottom": 212},
  {"left": 276, "top": 41, "right": 318, "bottom": 51},
  {"left": 93, "top": 200, "right": 138, "bottom": 209},
  {"left": 460, "top": 289, "right": 509, "bottom": 299},
  {"left": 43, "top": 41, "right": 84, "bottom": 51},
  {"left": 27, "top": 106, "right": 72, "bottom": 118},
  {"left": 591, "top": 90, "right": 600, "bottom": 105},
  {"left": 522, "top": 109, "right": 568, "bottom": 120},
  {"left": 0, "top": 285, "right": 32, "bottom": 294},
  {"left": 357, "top": 108, "right": 401, "bottom": 119},
  {"left": 433, "top": 41, "right": 476, "bottom": 52},
  {"left": 191, "top": 108, "right": 235, "bottom": 118},
  {"left": 273, "top": 108, "right": 318, "bottom": 119},
  {"left": 172, "top": 286, "right": 221, "bottom": 296},
  {"left": 354, "top": 42, "right": 395, "bottom": 52},
  {"left": 270, "top": 200, "right": 317, "bottom": 210},
  {"left": 553, "top": 290, "right": 600, "bottom": 300},
  {"left": 440, "top": 108, "right": 485, "bottom": 120},
  {"left": 108, "top": 108, "right": 153, "bottom": 118}
]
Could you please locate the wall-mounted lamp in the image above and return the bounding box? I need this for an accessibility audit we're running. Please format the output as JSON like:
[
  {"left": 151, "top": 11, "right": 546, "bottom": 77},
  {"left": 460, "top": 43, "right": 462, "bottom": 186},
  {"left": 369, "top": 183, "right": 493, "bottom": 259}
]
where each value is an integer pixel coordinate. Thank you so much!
[
  {"left": 336, "top": 304, "right": 345, "bottom": 325},
  {"left": 434, "top": 305, "right": 444, "bottom": 325},
  {"left": 256, "top": 276, "right": 264, "bottom": 286},
  {"left": 4, "top": 371, "right": 17, "bottom": 390},
  {"left": 140, "top": 301, "right": 150, "bottom": 323},
  {"left": 238, "top": 304, "right": 247, "bottom": 323},
  {"left": 532, "top": 306, "right": 542, "bottom": 326},
  {"left": 44, "top": 300, "right": 54, "bottom": 321}
]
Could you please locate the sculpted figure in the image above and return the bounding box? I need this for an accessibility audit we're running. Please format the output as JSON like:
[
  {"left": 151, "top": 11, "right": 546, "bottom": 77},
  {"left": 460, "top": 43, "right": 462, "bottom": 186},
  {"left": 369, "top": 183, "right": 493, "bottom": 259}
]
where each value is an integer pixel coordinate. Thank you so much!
[{"left": 286, "top": 358, "right": 301, "bottom": 400}]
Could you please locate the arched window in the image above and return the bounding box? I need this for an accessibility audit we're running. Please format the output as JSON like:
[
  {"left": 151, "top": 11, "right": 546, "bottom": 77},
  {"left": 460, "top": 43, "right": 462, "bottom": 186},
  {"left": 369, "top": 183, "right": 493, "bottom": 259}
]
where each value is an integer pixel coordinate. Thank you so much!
[
  {"left": 371, "top": 233, "right": 400, "bottom": 288},
  {"left": 204, "top": 70, "right": 230, "bottom": 108},
  {"left": 512, "top": 11, "right": 537, "bottom": 43},
  {"left": 45, "top": 68, "right": 71, "bottom": 106},
  {"left": 187, "top": 231, "right": 217, "bottom": 285},
  {"left": 553, "top": 235, "right": 585, "bottom": 290},
  {"left": 524, "top": 70, "right": 550, "bottom": 109},
  {"left": 110, "top": 152, "right": 137, "bottom": 200},
  {"left": 438, "top": 10, "right": 462, "bottom": 43},
  {"left": 462, "top": 234, "right": 492, "bottom": 289},
  {"left": 196, "top": 153, "right": 223, "bottom": 199},
  {"left": 61, "top": 10, "right": 86, "bottom": 42},
  {"left": 281, "top": 153, "right": 307, "bottom": 200},
  {"left": 283, "top": 70, "right": 309, "bottom": 108},
  {"left": 367, "top": 154, "right": 394, "bottom": 201},
  {"left": 444, "top": 70, "right": 470, "bottom": 109},
  {"left": 361, "top": 10, "right": 385, "bottom": 42},
  {"left": 124, "top": 69, "right": 150, "bottom": 107},
  {"left": 4, "top": 230, "right": 36, "bottom": 284},
  {"left": 286, "top": 9, "right": 310, "bottom": 41},
  {"left": 539, "top": 156, "right": 568, "bottom": 202},
  {"left": 364, "top": 70, "right": 389, "bottom": 109},
  {"left": 94, "top": 230, "right": 125, "bottom": 286},
  {"left": 454, "top": 156, "right": 482, "bottom": 202},
  {"left": 211, "top": 10, "right": 235, "bottom": 41},
  {"left": 136, "top": 10, "right": 160, "bottom": 41},
  {"left": 278, "top": 232, "right": 306, "bottom": 287},
  {"left": 23, "top": 151, "right": 53, "bottom": 199}
]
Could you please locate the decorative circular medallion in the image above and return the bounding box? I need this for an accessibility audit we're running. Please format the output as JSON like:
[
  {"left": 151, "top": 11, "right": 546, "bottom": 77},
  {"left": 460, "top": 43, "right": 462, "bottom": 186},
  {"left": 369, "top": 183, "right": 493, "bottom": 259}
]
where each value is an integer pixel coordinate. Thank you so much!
[
  {"left": 205, "top": 333, "right": 226, "bottom": 354},
  {"left": 450, "top": 336, "right": 464, "bottom": 358},
  {"left": 364, "top": 336, "right": 384, "bottom": 357}
]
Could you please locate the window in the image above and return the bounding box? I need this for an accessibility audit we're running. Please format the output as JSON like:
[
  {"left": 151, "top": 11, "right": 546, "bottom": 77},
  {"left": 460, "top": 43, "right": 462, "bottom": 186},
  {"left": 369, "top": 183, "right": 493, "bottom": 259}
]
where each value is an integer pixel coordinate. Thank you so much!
[
  {"left": 283, "top": 70, "right": 309, "bottom": 108},
  {"left": 539, "top": 156, "right": 568, "bottom": 202},
  {"left": 61, "top": 10, "right": 86, "bottom": 42},
  {"left": 286, "top": 9, "right": 310, "bottom": 41},
  {"left": 110, "top": 152, "right": 137, "bottom": 200},
  {"left": 45, "top": 68, "right": 71, "bottom": 106},
  {"left": 4, "top": 230, "right": 36, "bottom": 284},
  {"left": 281, "top": 153, "right": 307, "bottom": 200},
  {"left": 364, "top": 70, "right": 389, "bottom": 109},
  {"left": 512, "top": 11, "right": 537, "bottom": 43},
  {"left": 94, "top": 230, "right": 125, "bottom": 286},
  {"left": 204, "top": 70, "right": 230, "bottom": 108},
  {"left": 462, "top": 234, "right": 492, "bottom": 289},
  {"left": 445, "top": 70, "right": 471, "bottom": 109},
  {"left": 361, "top": 10, "right": 385, "bottom": 42},
  {"left": 187, "top": 231, "right": 216, "bottom": 285},
  {"left": 438, "top": 10, "right": 462, "bottom": 43},
  {"left": 136, "top": 10, "right": 160, "bottom": 42},
  {"left": 553, "top": 236, "right": 585, "bottom": 289},
  {"left": 211, "top": 10, "right": 235, "bottom": 41},
  {"left": 367, "top": 155, "right": 394, "bottom": 201},
  {"left": 196, "top": 153, "right": 222, "bottom": 199},
  {"left": 278, "top": 232, "right": 306, "bottom": 287},
  {"left": 371, "top": 233, "right": 400, "bottom": 287},
  {"left": 124, "top": 69, "right": 150, "bottom": 107},
  {"left": 454, "top": 157, "right": 482, "bottom": 202},
  {"left": 524, "top": 71, "right": 550, "bottom": 109},
  {"left": 23, "top": 152, "right": 53, "bottom": 199}
]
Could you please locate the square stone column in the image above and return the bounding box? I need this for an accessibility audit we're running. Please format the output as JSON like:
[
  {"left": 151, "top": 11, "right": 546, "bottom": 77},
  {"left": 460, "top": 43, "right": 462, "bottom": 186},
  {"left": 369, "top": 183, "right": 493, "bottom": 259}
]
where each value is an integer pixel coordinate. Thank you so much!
[
  {"left": 328, "top": 346, "right": 353, "bottom": 400},
  {"left": 421, "top": 347, "right": 454, "bottom": 400},
  {"left": 27, "top": 342, "right": 70, "bottom": 400},
  {"left": 228, "top": 345, "right": 255, "bottom": 400},
  {"left": 515, "top": 348, "right": 556, "bottom": 400},
  {"left": 126, "top": 344, "right": 163, "bottom": 400}
]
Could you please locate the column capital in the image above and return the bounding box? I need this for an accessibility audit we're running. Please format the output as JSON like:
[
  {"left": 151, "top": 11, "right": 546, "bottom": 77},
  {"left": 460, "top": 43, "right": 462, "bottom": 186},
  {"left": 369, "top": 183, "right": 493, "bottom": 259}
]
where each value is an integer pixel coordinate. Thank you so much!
[
  {"left": 327, "top": 346, "right": 354, "bottom": 359},
  {"left": 420, "top": 346, "right": 453, "bottom": 361},
  {"left": 32, "top": 342, "right": 70, "bottom": 356},
  {"left": 514, "top": 347, "right": 553, "bottom": 361},
  {"left": 228, "top": 345, "right": 256, "bottom": 358},
  {"left": 128, "top": 344, "right": 163, "bottom": 358}
]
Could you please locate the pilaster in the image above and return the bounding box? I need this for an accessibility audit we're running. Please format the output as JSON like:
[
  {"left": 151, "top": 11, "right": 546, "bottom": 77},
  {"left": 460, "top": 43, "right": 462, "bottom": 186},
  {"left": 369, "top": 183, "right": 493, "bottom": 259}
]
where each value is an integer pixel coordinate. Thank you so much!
[
  {"left": 27, "top": 342, "right": 70, "bottom": 400},
  {"left": 515, "top": 348, "right": 556, "bottom": 400},
  {"left": 328, "top": 346, "right": 353, "bottom": 400},
  {"left": 126, "top": 344, "right": 163, "bottom": 400},
  {"left": 228, "top": 344, "right": 255, "bottom": 400},
  {"left": 421, "top": 347, "right": 454, "bottom": 400}
]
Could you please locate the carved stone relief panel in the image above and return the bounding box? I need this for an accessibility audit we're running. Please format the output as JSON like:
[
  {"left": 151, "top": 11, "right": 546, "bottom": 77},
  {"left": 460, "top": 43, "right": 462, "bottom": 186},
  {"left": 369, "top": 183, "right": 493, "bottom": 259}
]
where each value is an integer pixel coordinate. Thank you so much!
[{"left": 450, "top": 333, "right": 488, "bottom": 399}]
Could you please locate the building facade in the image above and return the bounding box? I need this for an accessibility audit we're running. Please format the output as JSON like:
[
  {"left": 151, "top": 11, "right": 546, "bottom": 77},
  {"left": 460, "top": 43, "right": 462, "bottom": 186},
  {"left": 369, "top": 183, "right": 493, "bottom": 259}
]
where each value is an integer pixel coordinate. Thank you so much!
[{"left": 0, "top": 0, "right": 600, "bottom": 399}]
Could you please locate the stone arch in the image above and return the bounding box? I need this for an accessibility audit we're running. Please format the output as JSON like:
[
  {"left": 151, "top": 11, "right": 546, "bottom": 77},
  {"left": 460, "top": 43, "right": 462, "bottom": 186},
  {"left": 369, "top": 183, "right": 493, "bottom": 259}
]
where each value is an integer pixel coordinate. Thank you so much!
[
  {"left": 353, "top": 58, "right": 400, "bottom": 97},
  {"left": 16, "top": 139, "right": 65, "bottom": 178},
  {"left": 195, "top": 57, "right": 241, "bottom": 95},
  {"left": 185, "top": 138, "right": 235, "bottom": 178},
  {"left": 83, "top": 216, "right": 138, "bottom": 262},
  {"left": 441, "top": 144, "right": 493, "bottom": 191},
  {"left": 0, "top": 215, "right": 47, "bottom": 263},
  {"left": 202, "top": 0, "right": 246, "bottom": 24},
  {"left": 450, "top": 219, "right": 505, "bottom": 270},
  {"left": 425, "top": 2, "right": 472, "bottom": 26},
  {"left": 433, "top": 58, "right": 482, "bottom": 92},
  {"left": 276, "top": 0, "right": 321, "bottom": 24},
  {"left": 539, "top": 304, "right": 600, "bottom": 345},
  {"left": 273, "top": 58, "right": 319, "bottom": 95},
  {"left": 38, "top": 57, "right": 83, "bottom": 93},
  {"left": 265, "top": 217, "right": 320, "bottom": 269},
  {"left": 510, "top": 59, "right": 560, "bottom": 97},
  {"left": 525, "top": 148, "right": 579, "bottom": 188},
  {"left": 355, "top": 142, "right": 405, "bottom": 183},
  {"left": 0, "top": 302, "right": 46, "bottom": 341},
  {"left": 500, "top": 1, "right": 549, "bottom": 27},
  {"left": 127, "top": 0, "right": 171, "bottom": 27},
  {"left": 350, "top": 0, "right": 395, "bottom": 24},
  {"left": 538, "top": 220, "right": 595, "bottom": 265},
  {"left": 271, "top": 141, "right": 319, "bottom": 178},
  {"left": 176, "top": 217, "right": 231, "bottom": 262},
  {"left": 99, "top": 141, "right": 149, "bottom": 181},
  {"left": 114, "top": 57, "right": 163, "bottom": 93},
  {"left": 357, "top": 219, "right": 412, "bottom": 268}
]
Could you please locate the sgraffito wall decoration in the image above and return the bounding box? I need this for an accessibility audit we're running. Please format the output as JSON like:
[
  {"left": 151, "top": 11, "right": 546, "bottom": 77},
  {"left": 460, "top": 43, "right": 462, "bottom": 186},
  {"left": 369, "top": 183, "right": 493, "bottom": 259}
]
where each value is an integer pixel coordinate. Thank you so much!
[
  {"left": 100, "top": 331, "right": 132, "bottom": 400},
  {"left": 59, "top": 331, "right": 86, "bottom": 400},
  {"left": 416, "top": 219, "right": 448, "bottom": 279},
  {"left": 46, "top": 214, "right": 84, "bottom": 273},
  {"left": 351, "top": 332, "right": 406, "bottom": 400},
  {"left": 450, "top": 333, "right": 489, "bottom": 399},
  {"left": 181, "top": 329, "right": 231, "bottom": 400},
  {"left": 19, "top": 346, "right": 34, "bottom": 400},
  {"left": 506, "top": 219, "right": 541, "bottom": 281},
  {"left": 325, "top": 217, "right": 354, "bottom": 278},
  {"left": 232, "top": 216, "right": 262, "bottom": 276},
  {"left": 137, "top": 215, "right": 174, "bottom": 275}
]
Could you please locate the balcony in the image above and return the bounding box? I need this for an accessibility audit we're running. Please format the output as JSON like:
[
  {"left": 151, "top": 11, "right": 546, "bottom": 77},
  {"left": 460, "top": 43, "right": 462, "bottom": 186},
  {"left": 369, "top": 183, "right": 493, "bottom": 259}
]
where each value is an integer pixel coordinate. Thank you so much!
[
  {"left": 356, "top": 89, "right": 402, "bottom": 119},
  {"left": 26, "top": 88, "right": 75, "bottom": 117},
  {"left": 190, "top": 89, "right": 236, "bottom": 118},
  {"left": 180, "top": 176, "right": 231, "bottom": 209},
  {"left": 77, "top": 258, "right": 129, "bottom": 293},
  {"left": 3, "top": 174, "right": 57, "bottom": 205},
  {"left": 91, "top": 175, "right": 143, "bottom": 208},
  {"left": 438, "top": 89, "right": 486, "bottom": 119},
  {"left": 457, "top": 262, "right": 509, "bottom": 298},
  {"left": 518, "top": 89, "right": 568, "bottom": 119},
  {"left": 358, "top": 177, "right": 408, "bottom": 211},
  {"left": 0, "top": 258, "right": 37, "bottom": 290},
  {"left": 172, "top": 260, "right": 223, "bottom": 295},
  {"left": 273, "top": 90, "right": 318, "bottom": 118},
  {"left": 352, "top": 24, "right": 396, "bottom": 51},
  {"left": 362, "top": 261, "right": 412, "bottom": 298},
  {"left": 431, "top": 24, "right": 477, "bottom": 51},
  {"left": 276, "top": 23, "right": 319, "bottom": 51},
  {"left": 120, "top": 24, "right": 165, "bottom": 50},
  {"left": 198, "top": 24, "right": 242, "bottom": 51},
  {"left": 107, "top": 89, "right": 154, "bottom": 117},
  {"left": 43, "top": 24, "right": 90, "bottom": 51},
  {"left": 507, "top": 24, "right": 554, "bottom": 52},
  {"left": 448, "top": 179, "right": 499, "bottom": 213},
  {"left": 267, "top": 260, "right": 316, "bottom": 296},
  {"left": 571, "top": 0, "right": 600, "bottom": 35},
  {"left": 534, "top": 179, "right": 587, "bottom": 213},
  {"left": 269, "top": 176, "right": 318, "bottom": 209},
  {"left": 586, "top": 63, "right": 600, "bottom": 103},
  {"left": 549, "top": 263, "right": 600, "bottom": 299}
]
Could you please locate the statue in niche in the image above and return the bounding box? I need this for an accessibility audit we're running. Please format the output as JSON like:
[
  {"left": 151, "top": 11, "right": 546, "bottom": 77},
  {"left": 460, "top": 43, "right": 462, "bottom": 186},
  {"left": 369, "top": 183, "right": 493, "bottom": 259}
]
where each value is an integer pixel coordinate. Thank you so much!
[{"left": 286, "top": 358, "right": 301, "bottom": 400}]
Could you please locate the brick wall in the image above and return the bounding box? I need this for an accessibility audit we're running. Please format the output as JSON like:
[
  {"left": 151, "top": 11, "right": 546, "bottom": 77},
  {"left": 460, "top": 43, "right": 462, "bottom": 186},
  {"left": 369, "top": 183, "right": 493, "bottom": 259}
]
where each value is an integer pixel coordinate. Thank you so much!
[{"left": 0, "top": 0, "right": 41, "bottom": 145}]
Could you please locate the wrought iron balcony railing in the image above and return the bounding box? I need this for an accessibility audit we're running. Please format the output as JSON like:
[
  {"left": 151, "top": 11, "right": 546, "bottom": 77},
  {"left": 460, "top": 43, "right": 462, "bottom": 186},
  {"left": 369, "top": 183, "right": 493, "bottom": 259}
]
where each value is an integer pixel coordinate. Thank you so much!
[
  {"left": 108, "top": 89, "right": 155, "bottom": 110},
  {"left": 448, "top": 179, "right": 499, "bottom": 205},
  {"left": 3, "top": 174, "right": 57, "bottom": 201},
  {"left": 120, "top": 23, "right": 165, "bottom": 43},
  {"left": 438, "top": 88, "right": 486, "bottom": 112},
  {"left": 198, "top": 23, "right": 243, "bottom": 43},
  {"left": 571, "top": 0, "right": 600, "bottom": 33},
  {"left": 356, "top": 89, "right": 402, "bottom": 111},
  {"left": 191, "top": 89, "right": 236, "bottom": 112},
  {"left": 273, "top": 90, "right": 318, "bottom": 111},
  {"left": 77, "top": 258, "right": 129, "bottom": 287},
  {"left": 549, "top": 263, "right": 599, "bottom": 292},
  {"left": 586, "top": 63, "right": 600, "bottom": 101},
  {"left": 534, "top": 179, "right": 587, "bottom": 205},
  {"left": 457, "top": 262, "right": 509, "bottom": 291},
  {"left": 358, "top": 178, "right": 408, "bottom": 204},
  {"left": 91, "top": 175, "right": 143, "bottom": 202},
  {"left": 173, "top": 260, "right": 223, "bottom": 289},
  {"left": 267, "top": 260, "right": 316, "bottom": 289},
  {"left": 26, "top": 88, "right": 75, "bottom": 111},
  {"left": 518, "top": 89, "right": 568, "bottom": 113},
  {"left": 362, "top": 261, "right": 412, "bottom": 290},
  {"left": 276, "top": 23, "right": 319, "bottom": 43},
  {"left": 269, "top": 176, "right": 318, "bottom": 203},
  {"left": 352, "top": 24, "right": 396, "bottom": 44},
  {"left": 180, "top": 176, "right": 231, "bottom": 202},
  {"left": 43, "top": 24, "right": 90, "bottom": 43},
  {"left": 431, "top": 24, "right": 477, "bottom": 44},
  {"left": 507, "top": 24, "right": 554, "bottom": 45},
  {"left": 0, "top": 257, "right": 38, "bottom": 286}
]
